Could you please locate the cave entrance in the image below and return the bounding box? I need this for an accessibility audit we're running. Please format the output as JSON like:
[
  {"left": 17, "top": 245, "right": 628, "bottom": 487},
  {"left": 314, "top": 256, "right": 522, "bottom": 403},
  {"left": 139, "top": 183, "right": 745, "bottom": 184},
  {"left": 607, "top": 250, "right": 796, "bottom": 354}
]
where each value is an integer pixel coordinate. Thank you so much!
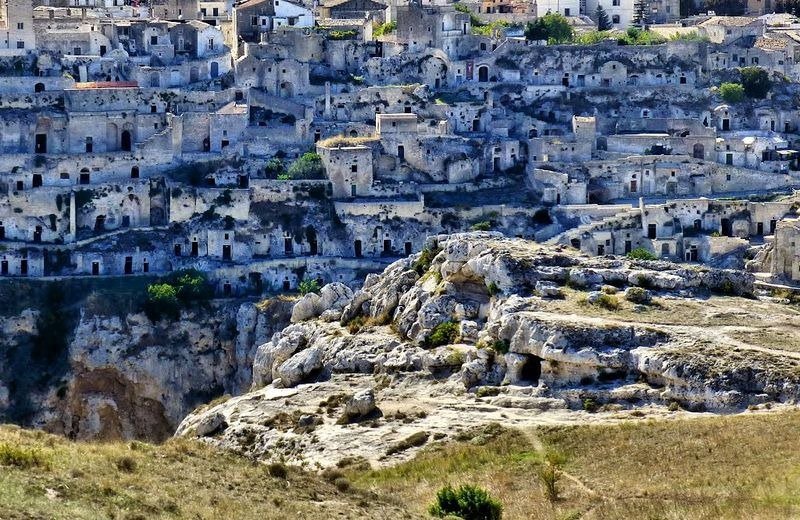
[{"left": 519, "top": 354, "right": 542, "bottom": 384}]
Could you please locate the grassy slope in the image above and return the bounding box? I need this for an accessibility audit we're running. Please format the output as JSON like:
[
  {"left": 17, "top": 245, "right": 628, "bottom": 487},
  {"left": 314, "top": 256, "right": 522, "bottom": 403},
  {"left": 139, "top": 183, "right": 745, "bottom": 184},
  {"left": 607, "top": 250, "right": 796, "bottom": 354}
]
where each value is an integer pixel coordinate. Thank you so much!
[
  {"left": 354, "top": 411, "right": 800, "bottom": 520},
  {"left": 5, "top": 409, "right": 800, "bottom": 519},
  {"left": 0, "top": 426, "right": 418, "bottom": 520}
]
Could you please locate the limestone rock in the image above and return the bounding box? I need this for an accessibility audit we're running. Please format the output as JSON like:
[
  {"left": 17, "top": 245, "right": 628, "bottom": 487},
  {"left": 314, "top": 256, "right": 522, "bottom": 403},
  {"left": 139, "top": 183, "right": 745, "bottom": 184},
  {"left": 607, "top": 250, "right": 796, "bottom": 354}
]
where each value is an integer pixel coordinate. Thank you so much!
[
  {"left": 290, "top": 293, "right": 322, "bottom": 323},
  {"left": 535, "top": 280, "right": 563, "bottom": 298},
  {"left": 341, "top": 388, "right": 378, "bottom": 422},
  {"left": 194, "top": 412, "right": 227, "bottom": 437},
  {"left": 276, "top": 346, "right": 323, "bottom": 387}
]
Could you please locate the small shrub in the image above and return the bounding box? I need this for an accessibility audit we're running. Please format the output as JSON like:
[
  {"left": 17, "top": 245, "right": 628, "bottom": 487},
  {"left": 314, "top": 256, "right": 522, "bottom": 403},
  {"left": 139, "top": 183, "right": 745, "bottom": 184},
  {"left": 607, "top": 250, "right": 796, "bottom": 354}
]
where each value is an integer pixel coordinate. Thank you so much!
[
  {"left": 600, "top": 285, "right": 617, "bottom": 295},
  {"left": 333, "top": 477, "right": 351, "bottom": 492},
  {"left": 143, "top": 283, "right": 180, "bottom": 321},
  {"left": 387, "top": 431, "right": 429, "bottom": 455},
  {"left": 429, "top": 484, "right": 503, "bottom": 520},
  {"left": 667, "top": 401, "right": 682, "bottom": 412},
  {"left": 298, "top": 278, "right": 321, "bottom": 296},
  {"left": 476, "top": 386, "right": 501, "bottom": 398},
  {"left": 488, "top": 339, "right": 509, "bottom": 354},
  {"left": 115, "top": 456, "right": 137, "bottom": 473},
  {"left": 537, "top": 450, "right": 567, "bottom": 503},
  {"left": 373, "top": 20, "right": 397, "bottom": 37},
  {"left": 470, "top": 220, "right": 492, "bottom": 231},
  {"left": 413, "top": 245, "right": 442, "bottom": 275},
  {"left": 285, "top": 152, "right": 325, "bottom": 180},
  {"left": 593, "top": 293, "right": 620, "bottom": 311},
  {"left": 625, "top": 286, "right": 651, "bottom": 304},
  {"left": 346, "top": 315, "right": 367, "bottom": 334},
  {"left": 626, "top": 247, "right": 657, "bottom": 261},
  {"left": 267, "top": 462, "right": 288, "bottom": 479},
  {"left": 582, "top": 398, "right": 599, "bottom": 413},
  {"left": 321, "top": 467, "right": 345, "bottom": 482},
  {"left": 486, "top": 282, "right": 501, "bottom": 296},
  {"left": 425, "top": 321, "right": 460, "bottom": 348},
  {"left": 0, "top": 443, "right": 49, "bottom": 469}
]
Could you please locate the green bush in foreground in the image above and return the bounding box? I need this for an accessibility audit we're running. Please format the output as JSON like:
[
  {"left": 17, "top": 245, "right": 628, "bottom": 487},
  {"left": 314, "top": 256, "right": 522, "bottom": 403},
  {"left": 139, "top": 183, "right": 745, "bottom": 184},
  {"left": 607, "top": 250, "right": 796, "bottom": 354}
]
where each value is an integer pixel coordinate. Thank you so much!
[
  {"left": 429, "top": 484, "right": 503, "bottom": 520},
  {"left": 0, "top": 442, "right": 49, "bottom": 469}
]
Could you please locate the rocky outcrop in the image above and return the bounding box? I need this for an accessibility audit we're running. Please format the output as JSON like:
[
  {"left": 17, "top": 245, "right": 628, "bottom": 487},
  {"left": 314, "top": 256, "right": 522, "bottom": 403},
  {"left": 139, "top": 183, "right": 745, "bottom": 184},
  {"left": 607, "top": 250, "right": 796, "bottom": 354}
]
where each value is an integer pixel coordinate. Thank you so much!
[
  {"left": 180, "top": 233, "right": 795, "bottom": 466},
  {"left": 0, "top": 298, "right": 293, "bottom": 441}
]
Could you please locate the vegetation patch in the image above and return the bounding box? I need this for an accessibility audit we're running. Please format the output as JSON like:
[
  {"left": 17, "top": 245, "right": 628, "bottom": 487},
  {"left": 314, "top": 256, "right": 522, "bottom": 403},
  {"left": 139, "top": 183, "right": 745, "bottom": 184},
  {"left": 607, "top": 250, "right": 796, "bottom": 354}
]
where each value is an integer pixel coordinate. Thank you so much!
[
  {"left": 429, "top": 484, "right": 502, "bottom": 519},
  {"left": 425, "top": 321, "right": 460, "bottom": 348}
]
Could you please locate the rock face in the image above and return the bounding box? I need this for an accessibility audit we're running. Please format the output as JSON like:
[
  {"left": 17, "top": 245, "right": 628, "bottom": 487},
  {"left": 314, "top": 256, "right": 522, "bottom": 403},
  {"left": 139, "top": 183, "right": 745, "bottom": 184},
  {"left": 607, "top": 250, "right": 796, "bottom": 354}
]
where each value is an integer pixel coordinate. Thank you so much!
[
  {"left": 0, "top": 298, "right": 293, "bottom": 441},
  {"left": 179, "top": 233, "right": 799, "bottom": 467}
]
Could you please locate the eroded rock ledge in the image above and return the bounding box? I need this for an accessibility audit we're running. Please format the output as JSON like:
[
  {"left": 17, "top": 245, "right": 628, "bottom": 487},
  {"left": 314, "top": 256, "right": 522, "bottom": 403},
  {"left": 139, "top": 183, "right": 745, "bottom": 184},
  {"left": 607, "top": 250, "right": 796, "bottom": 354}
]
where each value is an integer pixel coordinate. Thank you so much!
[{"left": 178, "top": 232, "right": 800, "bottom": 466}]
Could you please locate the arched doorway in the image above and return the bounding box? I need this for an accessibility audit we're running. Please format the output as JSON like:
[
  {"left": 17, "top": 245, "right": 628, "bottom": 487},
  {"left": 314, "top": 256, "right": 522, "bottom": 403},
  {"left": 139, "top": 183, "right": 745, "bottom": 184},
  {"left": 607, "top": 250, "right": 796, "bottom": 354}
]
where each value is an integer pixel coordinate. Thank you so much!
[
  {"left": 693, "top": 143, "right": 704, "bottom": 159},
  {"left": 121, "top": 130, "right": 132, "bottom": 152},
  {"left": 34, "top": 83, "right": 45, "bottom": 93},
  {"left": 478, "top": 65, "right": 489, "bottom": 83}
]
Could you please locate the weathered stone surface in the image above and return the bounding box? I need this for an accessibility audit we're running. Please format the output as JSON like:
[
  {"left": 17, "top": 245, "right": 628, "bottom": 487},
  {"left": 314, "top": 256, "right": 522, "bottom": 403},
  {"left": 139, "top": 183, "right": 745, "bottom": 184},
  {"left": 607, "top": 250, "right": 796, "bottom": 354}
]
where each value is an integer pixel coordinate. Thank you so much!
[
  {"left": 276, "top": 346, "right": 323, "bottom": 387},
  {"left": 342, "top": 388, "right": 378, "bottom": 421},
  {"left": 194, "top": 412, "right": 227, "bottom": 437}
]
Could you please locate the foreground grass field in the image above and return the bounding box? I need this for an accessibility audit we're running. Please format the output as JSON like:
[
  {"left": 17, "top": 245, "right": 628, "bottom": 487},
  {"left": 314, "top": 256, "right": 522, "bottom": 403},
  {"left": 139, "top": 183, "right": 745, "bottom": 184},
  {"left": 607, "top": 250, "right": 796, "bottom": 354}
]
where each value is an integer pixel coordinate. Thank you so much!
[
  {"left": 353, "top": 410, "right": 800, "bottom": 520},
  {"left": 0, "top": 425, "right": 417, "bottom": 520},
  {"left": 4, "top": 411, "right": 800, "bottom": 519}
]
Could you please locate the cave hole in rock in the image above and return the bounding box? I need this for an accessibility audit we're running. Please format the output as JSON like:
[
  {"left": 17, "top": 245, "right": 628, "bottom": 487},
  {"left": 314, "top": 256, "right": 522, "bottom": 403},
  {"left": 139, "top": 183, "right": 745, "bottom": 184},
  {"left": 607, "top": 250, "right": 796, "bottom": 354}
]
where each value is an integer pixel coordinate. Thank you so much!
[{"left": 519, "top": 354, "right": 542, "bottom": 384}]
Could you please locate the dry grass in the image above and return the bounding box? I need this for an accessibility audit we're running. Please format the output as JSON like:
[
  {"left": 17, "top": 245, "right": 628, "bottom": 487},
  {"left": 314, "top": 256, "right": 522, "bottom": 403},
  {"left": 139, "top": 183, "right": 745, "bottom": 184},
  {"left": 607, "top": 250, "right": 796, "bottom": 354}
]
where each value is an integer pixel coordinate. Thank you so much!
[
  {"left": 0, "top": 425, "right": 417, "bottom": 520},
  {"left": 317, "top": 135, "right": 380, "bottom": 148},
  {"left": 353, "top": 411, "right": 800, "bottom": 519},
  {"left": 553, "top": 288, "right": 800, "bottom": 330}
]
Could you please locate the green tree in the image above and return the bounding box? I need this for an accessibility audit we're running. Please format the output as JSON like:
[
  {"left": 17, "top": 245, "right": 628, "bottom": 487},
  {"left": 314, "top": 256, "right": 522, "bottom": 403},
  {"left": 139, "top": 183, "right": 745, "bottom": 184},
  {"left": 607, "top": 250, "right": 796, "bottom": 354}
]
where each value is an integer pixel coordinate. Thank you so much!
[
  {"left": 429, "top": 484, "right": 502, "bottom": 520},
  {"left": 286, "top": 152, "right": 324, "bottom": 180},
  {"left": 144, "top": 283, "right": 180, "bottom": 321},
  {"left": 524, "top": 13, "right": 574, "bottom": 44},
  {"left": 596, "top": 4, "right": 612, "bottom": 30},
  {"left": 740, "top": 67, "right": 771, "bottom": 99},
  {"left": 719, "top": 82, "right": 745, "bottom": 103}
]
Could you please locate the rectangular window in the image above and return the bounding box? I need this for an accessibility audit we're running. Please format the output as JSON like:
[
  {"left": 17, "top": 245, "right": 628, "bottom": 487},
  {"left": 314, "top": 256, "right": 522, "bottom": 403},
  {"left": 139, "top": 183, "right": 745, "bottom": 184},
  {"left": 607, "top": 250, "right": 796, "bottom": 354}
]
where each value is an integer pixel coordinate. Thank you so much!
[
  {"left": 17, "top": 22, "right": 23, "bottom": 30},
  {"left": 16, "top": 41, "right": 24, "bottom": 49},
  {"left": 150, "top": 35, "right": 158, "bottom": 45},
  {"left": 612, "top": 15, "right": 620, "bottom": 23},
  {"left": 251, "top": 16, "right": 258, "bottom": 25}
]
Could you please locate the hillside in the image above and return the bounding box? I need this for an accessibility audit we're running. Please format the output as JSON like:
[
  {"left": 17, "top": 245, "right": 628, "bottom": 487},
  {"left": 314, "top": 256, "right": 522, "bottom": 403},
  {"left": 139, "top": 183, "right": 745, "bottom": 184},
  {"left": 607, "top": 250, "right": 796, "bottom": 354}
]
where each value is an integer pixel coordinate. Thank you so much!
[
  {"left": 0, "top": 425, "right": 418, "bottom": 520},
  {"left": 4, "top": 410, "right": 800, "bottom": 519}
]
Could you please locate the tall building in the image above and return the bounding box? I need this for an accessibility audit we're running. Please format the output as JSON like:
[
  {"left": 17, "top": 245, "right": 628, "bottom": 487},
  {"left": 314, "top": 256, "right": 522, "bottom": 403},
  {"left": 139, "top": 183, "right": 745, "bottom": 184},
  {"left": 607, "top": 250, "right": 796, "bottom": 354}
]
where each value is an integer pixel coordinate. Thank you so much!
[{"left": 0, "top": 0, "right": 36, "bottom": 51}]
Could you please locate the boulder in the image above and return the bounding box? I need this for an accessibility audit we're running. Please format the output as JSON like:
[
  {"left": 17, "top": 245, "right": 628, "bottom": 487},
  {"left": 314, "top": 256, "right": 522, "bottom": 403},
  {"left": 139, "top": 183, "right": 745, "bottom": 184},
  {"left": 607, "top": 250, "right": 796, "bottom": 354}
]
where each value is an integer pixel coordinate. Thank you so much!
[
  {"left": 194, "top": 412, "right": 227, "bottom": 437},
  {"left": 624, "top": 286, "right": 652, "bottom": 304},
  {"left": 567, "top": 268, "right": 603, "bottom": 288},
  {"left": 276, "top": 346, "right": 323, "bottom": 387},
  {"left": 319, "top": 283, "right": 354, "bottom": 314},
  {"left": 535, "top": 281, "right": 563, "bottom": 298},
  {"left": 341, "top": 388, "right": 378, "bottom": 422},
  {"left": 252, "top": 328, "right": 308, "bottom": 387},
  {"left": 290, "top": 293, "right": 322, "bottom": 323}
]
